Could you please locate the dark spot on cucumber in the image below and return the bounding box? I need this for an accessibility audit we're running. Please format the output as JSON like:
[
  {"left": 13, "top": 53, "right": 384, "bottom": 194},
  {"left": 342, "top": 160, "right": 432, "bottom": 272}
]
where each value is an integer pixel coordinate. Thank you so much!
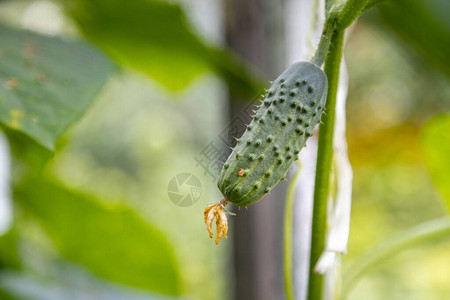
[
  {"left": 225, "top": 187, "right": 231, "bottom": 195},
  {"left": 295, "top": 127, "right": 304, "bottom": 134}
]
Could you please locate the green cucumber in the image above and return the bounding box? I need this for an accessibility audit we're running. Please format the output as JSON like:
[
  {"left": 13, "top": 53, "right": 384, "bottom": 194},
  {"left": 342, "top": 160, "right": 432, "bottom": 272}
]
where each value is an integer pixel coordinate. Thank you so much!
[{"left": 217, "top": 61, "right": 328, "bottom": 207}]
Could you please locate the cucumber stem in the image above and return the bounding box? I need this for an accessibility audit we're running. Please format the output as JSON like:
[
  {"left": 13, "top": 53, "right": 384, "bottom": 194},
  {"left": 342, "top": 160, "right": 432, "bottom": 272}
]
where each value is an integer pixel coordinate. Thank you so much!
[
  {"left": 310, "top": 13, "right": 336, "bottom": 67},
  {"left": 307, "top": 29, "right": 344, "bottom": 300}
]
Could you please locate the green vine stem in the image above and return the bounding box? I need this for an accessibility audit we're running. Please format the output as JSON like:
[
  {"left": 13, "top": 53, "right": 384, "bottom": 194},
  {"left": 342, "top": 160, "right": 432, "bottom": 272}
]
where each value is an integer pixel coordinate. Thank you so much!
[
  {"left": 307, "top": 29, "right": 344, "bottom": 300},
  {"left": 312, "top": 0, "right": 369, "bottom": 65},
  {"left": 336, "top": 0, "right": 369, "bottom": 30},
  {"left": 342, "top": 216, "right": 450, "bottom": 298},
  {"left": 284, "top": 163, "right": 302, "bottom": 300},
  {"left": 291, "top": 2, "right": 377, "bottom": 299},
  {"left": 362, "top": 0, "right": 388, "bottom": 13},
  {"left": 310, "top": 15, "right": 336, "bottom": 67}
]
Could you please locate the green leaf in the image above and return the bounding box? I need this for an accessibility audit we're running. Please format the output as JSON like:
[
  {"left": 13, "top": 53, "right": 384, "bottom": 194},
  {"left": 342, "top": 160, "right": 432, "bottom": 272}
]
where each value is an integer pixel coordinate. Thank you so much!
[
  {"left": 0, "top": 25, "right": 113, "bottom": 150},
  {"left": 375, "top": 0, "right": 450, "bottom": 76},
  {"left": 421, "top": 114, "right": 450, "bottom": 211},
  {"left": 4, "top": 127, "right": 54, "bottom": 183},
  {"left": 64, "top": 0, "right": 263, "bottom": 95},
  {"left": 343, "top": 217, "right": 450, "bottom": 296},
  {"left": 14, "top": 178, "right": 182, "bottom": 296},
  {"left": 0, "top": 268, "right": 182, "bottom": 300},
  {"left": 0, "top": 229, "right": 21, "bottom": 270}
]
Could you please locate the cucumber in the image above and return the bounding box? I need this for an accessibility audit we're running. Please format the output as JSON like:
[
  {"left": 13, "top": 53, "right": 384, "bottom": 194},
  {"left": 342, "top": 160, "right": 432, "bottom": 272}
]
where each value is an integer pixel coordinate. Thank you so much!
[{"left": 217, "top": 61, "right": 328, "bottom": 207}]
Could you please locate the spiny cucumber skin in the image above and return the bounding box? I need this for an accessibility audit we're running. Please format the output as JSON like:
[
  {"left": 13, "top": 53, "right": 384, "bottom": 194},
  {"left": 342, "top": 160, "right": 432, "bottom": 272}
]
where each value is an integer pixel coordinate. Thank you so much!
[{"left": 217, "top": 61, "right": 328, "bottom": 207}]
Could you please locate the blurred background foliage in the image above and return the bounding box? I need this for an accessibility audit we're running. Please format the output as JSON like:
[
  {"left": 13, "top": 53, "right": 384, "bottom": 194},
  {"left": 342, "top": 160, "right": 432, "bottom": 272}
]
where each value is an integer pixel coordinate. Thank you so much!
[{"left": 0, "top": 0, "right": 448, "bottom": 300}]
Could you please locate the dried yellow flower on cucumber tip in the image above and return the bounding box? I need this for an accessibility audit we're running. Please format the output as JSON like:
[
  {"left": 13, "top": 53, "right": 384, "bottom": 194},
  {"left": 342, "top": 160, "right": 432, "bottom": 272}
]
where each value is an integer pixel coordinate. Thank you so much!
[{"left": 204, "top": 198, "right": 234, "bottom": 244}]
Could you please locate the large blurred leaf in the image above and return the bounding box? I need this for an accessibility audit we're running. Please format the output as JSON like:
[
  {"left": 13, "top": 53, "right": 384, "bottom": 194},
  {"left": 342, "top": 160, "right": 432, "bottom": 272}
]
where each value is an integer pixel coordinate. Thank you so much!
[
  {"left": 64, "top": 0, "right": 263, "bottom": 95},
  {"left": 14, "top": 178, "right": 182, "bottom": 296},
  {"left": 375, "top": 0, "right": 450, "bottom": 76},
  {"left": 4, "top": 127, "right": 54, "bottom": 184},
  {"left": 421, "top": 114, "right": 450, "bottom": 211},
  {"left": 0, "top": 267, "right": 181, "bottom": 300},
  {"left": 0, "top": 230, "right": 21, "bottom": 270},
  {"left": 0, "top": 25, "right": 113, "bottom": 150}
]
